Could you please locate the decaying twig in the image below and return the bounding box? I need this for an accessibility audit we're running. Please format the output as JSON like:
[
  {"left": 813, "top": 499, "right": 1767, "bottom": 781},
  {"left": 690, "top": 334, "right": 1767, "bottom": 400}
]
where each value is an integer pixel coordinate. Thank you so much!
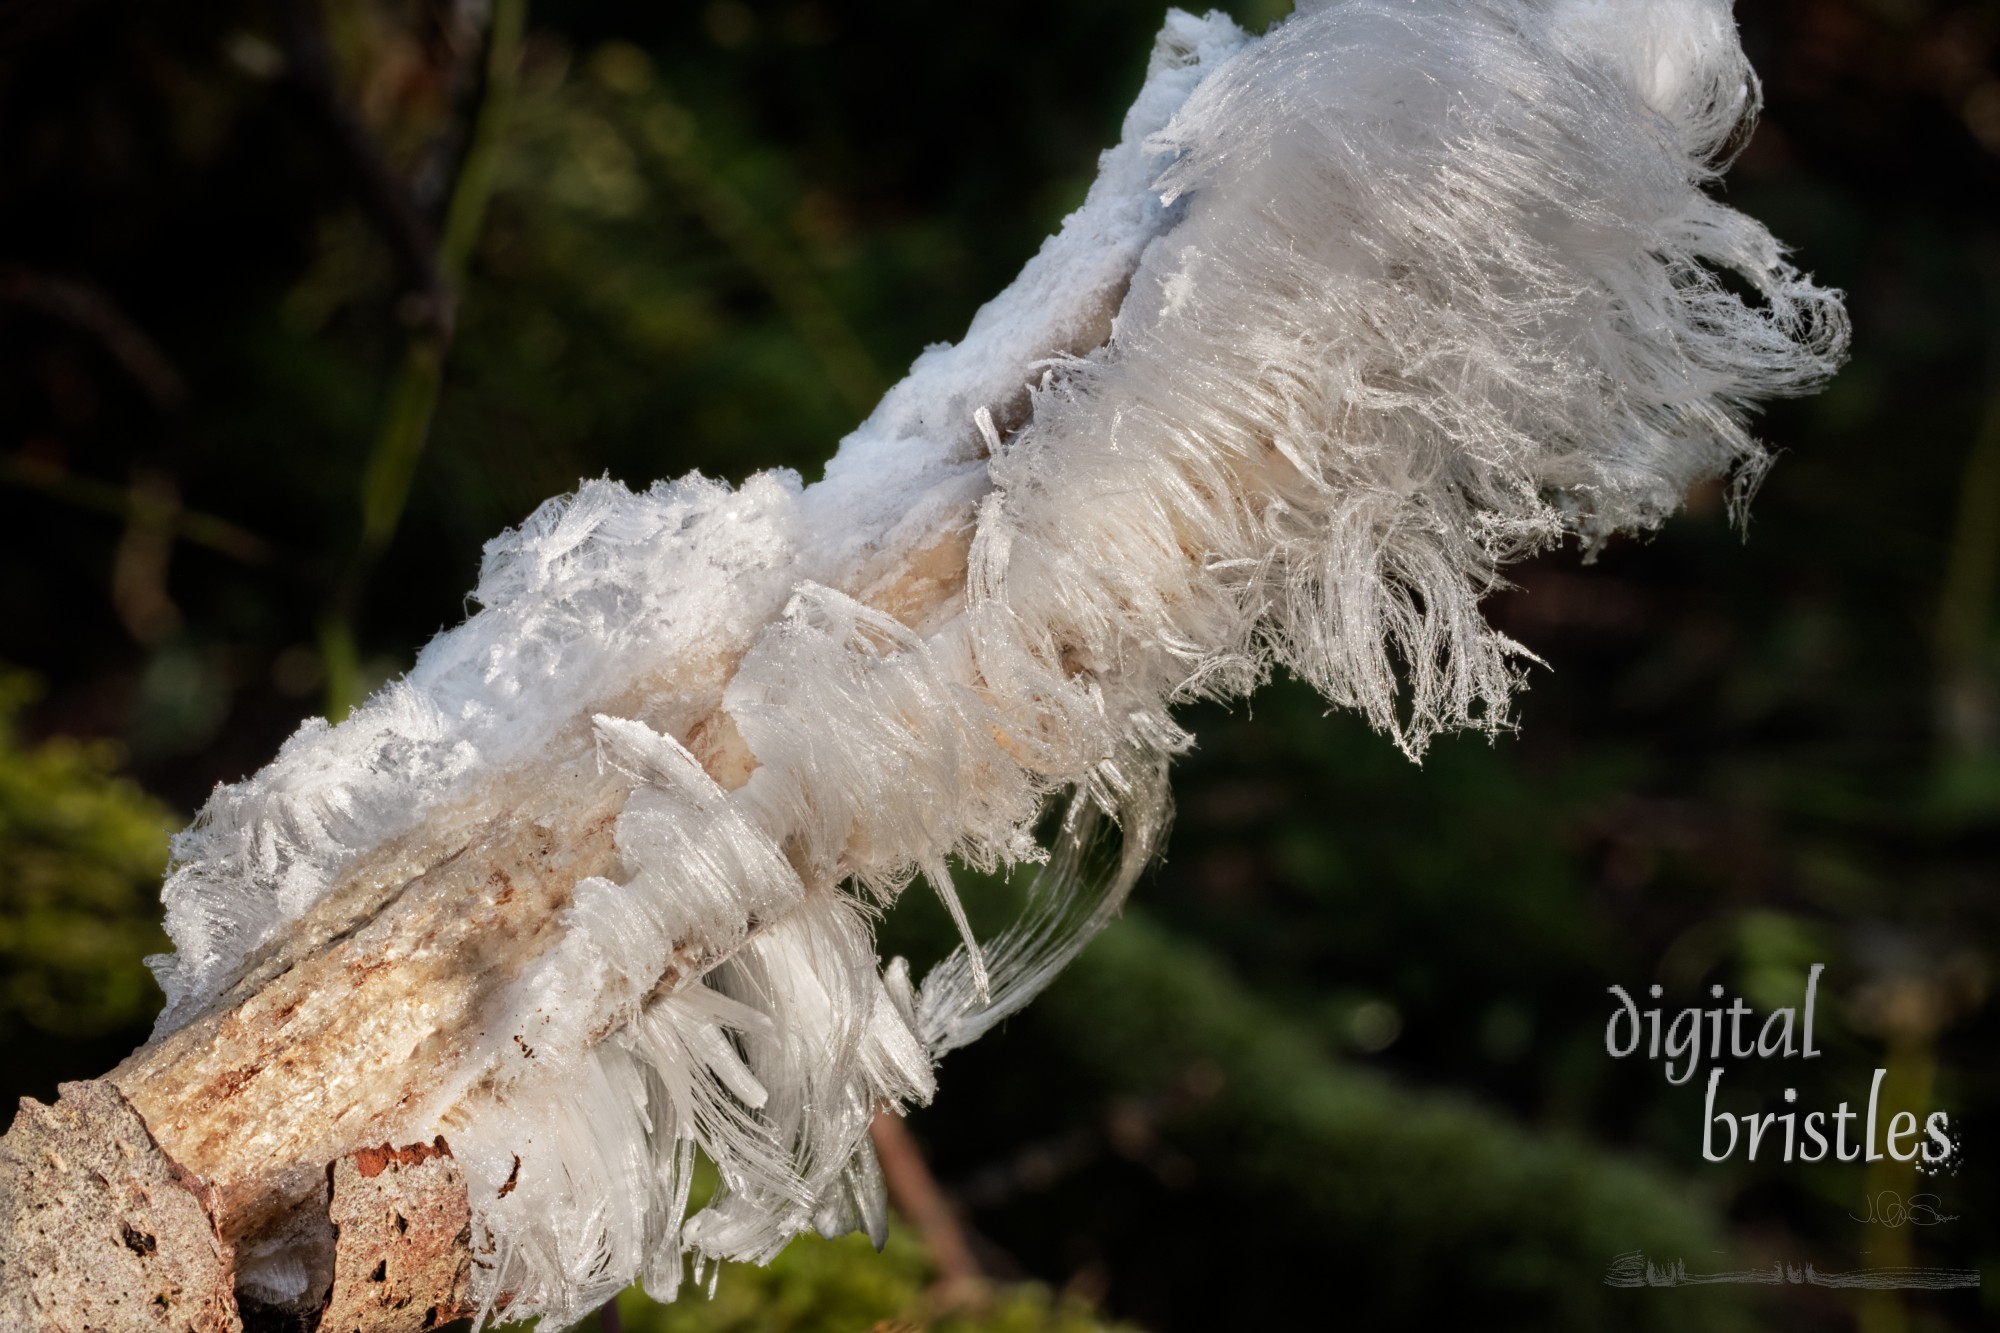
[
  {"left": 871, "top": 1111, "right": 983, "bottom": 1290},
  {"left": 0, "top": 265, "right": 186, "bottom": 412},
  {"left": 0, "top": 5, "right": 1847, "bottom": 1330}
]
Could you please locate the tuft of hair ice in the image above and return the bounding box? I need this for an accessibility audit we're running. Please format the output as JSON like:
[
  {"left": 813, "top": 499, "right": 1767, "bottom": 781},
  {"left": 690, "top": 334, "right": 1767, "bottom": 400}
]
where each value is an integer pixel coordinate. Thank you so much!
[
  {"left": 137, "top": 3, "right": 1844, "bottom": 1327},
  {"left": 1006, "top": 0, "right": 1848, "bottom": 757}
]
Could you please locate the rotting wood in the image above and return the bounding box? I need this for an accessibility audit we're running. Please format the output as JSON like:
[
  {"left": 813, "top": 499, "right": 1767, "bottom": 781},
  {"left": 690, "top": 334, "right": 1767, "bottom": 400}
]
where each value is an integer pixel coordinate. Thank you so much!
[
  {"left": 319, "top": 1138, "right": 475, "bottom": 1333},
  {"left": 0, "top": 1080, "right": 242, "bottom": 1332},
  {"left": 0, "top": 358, "right": 1065, "bottom": 1333},
  {"left": 0, "top": 19, "right": 1239, "bottom": 1326}
]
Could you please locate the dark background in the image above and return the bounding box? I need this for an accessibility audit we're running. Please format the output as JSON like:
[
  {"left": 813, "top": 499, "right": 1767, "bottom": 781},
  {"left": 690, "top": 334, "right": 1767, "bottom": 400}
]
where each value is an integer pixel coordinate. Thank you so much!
[{"left": 0, "top": 1, "right": 1994, "bottom": 1330}]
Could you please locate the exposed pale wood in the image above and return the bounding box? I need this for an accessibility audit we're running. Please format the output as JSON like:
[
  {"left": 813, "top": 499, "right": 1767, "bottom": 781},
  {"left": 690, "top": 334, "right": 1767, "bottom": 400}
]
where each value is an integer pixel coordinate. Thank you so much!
[
  {"left": 37, "top": 529, "right": 993, "bottom": 1330},
  {"left": 110, "top": 764, "right": 627, "bottom": 1254}
]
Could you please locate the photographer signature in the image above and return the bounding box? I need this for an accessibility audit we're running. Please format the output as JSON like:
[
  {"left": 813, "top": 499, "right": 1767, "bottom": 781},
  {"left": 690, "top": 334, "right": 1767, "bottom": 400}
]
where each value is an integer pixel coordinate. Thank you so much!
[{"left": 1850, "top": 1191, "right": 1959, "bottom": 1228}]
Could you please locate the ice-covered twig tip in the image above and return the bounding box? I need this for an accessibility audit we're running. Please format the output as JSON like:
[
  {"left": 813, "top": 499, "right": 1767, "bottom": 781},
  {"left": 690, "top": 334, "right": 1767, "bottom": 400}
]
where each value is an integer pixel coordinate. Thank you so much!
[{"left": 1, "top": 2, "right": 1846, "bottom": 1329}]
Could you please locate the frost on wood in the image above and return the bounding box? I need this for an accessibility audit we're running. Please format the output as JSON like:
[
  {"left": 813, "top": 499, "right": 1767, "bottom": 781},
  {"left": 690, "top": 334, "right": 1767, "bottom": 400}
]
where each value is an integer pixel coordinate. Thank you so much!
[{"left": 1, "top": 2, "right": 1847, "bottom": 1330}]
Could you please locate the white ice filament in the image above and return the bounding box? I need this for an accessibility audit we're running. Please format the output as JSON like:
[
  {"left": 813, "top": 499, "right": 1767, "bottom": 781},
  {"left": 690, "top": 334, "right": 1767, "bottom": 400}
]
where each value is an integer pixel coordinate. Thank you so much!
[{"left": 142, "top": 4, "right": 1845, "bottom": 1325}]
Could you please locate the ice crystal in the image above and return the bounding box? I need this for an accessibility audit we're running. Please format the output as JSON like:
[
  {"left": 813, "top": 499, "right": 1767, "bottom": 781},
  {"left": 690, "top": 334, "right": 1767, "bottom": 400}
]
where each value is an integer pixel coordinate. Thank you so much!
[{"left": 144, "top": 4, "right": 1844, "bottom": 1324}]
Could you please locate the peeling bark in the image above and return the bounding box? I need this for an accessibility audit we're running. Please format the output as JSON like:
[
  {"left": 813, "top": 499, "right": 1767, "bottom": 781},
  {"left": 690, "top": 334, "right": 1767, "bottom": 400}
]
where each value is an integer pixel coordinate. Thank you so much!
[
  {"left": 3, "top": 472, "right": 1002, "bottom": 1333},
  {"left": 320, "top": 1139, "right": 474, "bottom": 1333},
  {"left": 0, "top": 447, "right": 1001, "bottom": 1331},
  {"left": 109, "top": 770, "right": 628, "bottom": 1267},
  {"left": 0, "top": 1080, "right": 242, "bottom": 1332}
]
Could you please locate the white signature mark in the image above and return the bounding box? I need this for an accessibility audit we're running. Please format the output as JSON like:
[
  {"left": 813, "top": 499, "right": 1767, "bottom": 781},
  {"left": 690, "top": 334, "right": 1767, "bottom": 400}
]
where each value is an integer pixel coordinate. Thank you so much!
[
  {"left": 1850, "top": 1191, "right": 1959, "bottom": 1228},
  {"left": 1606, "top": 1251, "right": 1980, "bottom": 1291}
]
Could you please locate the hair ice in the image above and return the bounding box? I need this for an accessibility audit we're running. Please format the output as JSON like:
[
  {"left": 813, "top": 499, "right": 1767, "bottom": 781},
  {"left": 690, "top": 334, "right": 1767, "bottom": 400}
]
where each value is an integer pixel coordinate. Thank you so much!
[{"left": 140, "top": 4, "right": 1844, "bottom": 1324}]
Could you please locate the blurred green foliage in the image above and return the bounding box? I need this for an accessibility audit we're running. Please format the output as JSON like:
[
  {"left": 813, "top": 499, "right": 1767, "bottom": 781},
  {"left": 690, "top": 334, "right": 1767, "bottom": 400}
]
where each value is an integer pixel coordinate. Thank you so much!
[
  {"left": 0, "top": 670, "right": 170, "bottom": 1038},
  {"left": 1029, "top": 911, "right": 1752, "bottom": 1330},
  {"left": 601, "top": 1228, "right": 1134, "bottom": 1333}
]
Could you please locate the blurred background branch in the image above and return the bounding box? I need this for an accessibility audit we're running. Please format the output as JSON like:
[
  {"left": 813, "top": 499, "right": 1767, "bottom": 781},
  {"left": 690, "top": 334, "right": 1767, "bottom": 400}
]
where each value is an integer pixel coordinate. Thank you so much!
[
  {"left": 1935, "top": 265, "right": 2000, "bottom": 759},
  {"left": 318, "top": 0, "right": 528, "bottom": 720}
]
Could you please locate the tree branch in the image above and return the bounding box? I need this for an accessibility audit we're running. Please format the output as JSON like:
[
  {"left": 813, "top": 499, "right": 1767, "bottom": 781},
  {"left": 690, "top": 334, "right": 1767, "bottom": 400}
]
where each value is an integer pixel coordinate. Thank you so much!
[
  {"left": 0, "top": 264, "right": 186, "bottom": 412},
  {"left": 273, "top": 0, "right": 448, "bottom": 335},
  {"left": 0, "top": 7, "right": 1847, "bottom": 1330}
]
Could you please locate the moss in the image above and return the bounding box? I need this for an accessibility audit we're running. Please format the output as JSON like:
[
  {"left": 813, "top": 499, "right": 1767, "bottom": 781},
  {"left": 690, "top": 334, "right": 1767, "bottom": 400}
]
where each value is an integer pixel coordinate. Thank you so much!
[
  {"left": 0, "top": 671, "right": 173, "bottom": 1037},
  {"left": 481, "top": 1227, "right": 1137, "bottom": 1333}
]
